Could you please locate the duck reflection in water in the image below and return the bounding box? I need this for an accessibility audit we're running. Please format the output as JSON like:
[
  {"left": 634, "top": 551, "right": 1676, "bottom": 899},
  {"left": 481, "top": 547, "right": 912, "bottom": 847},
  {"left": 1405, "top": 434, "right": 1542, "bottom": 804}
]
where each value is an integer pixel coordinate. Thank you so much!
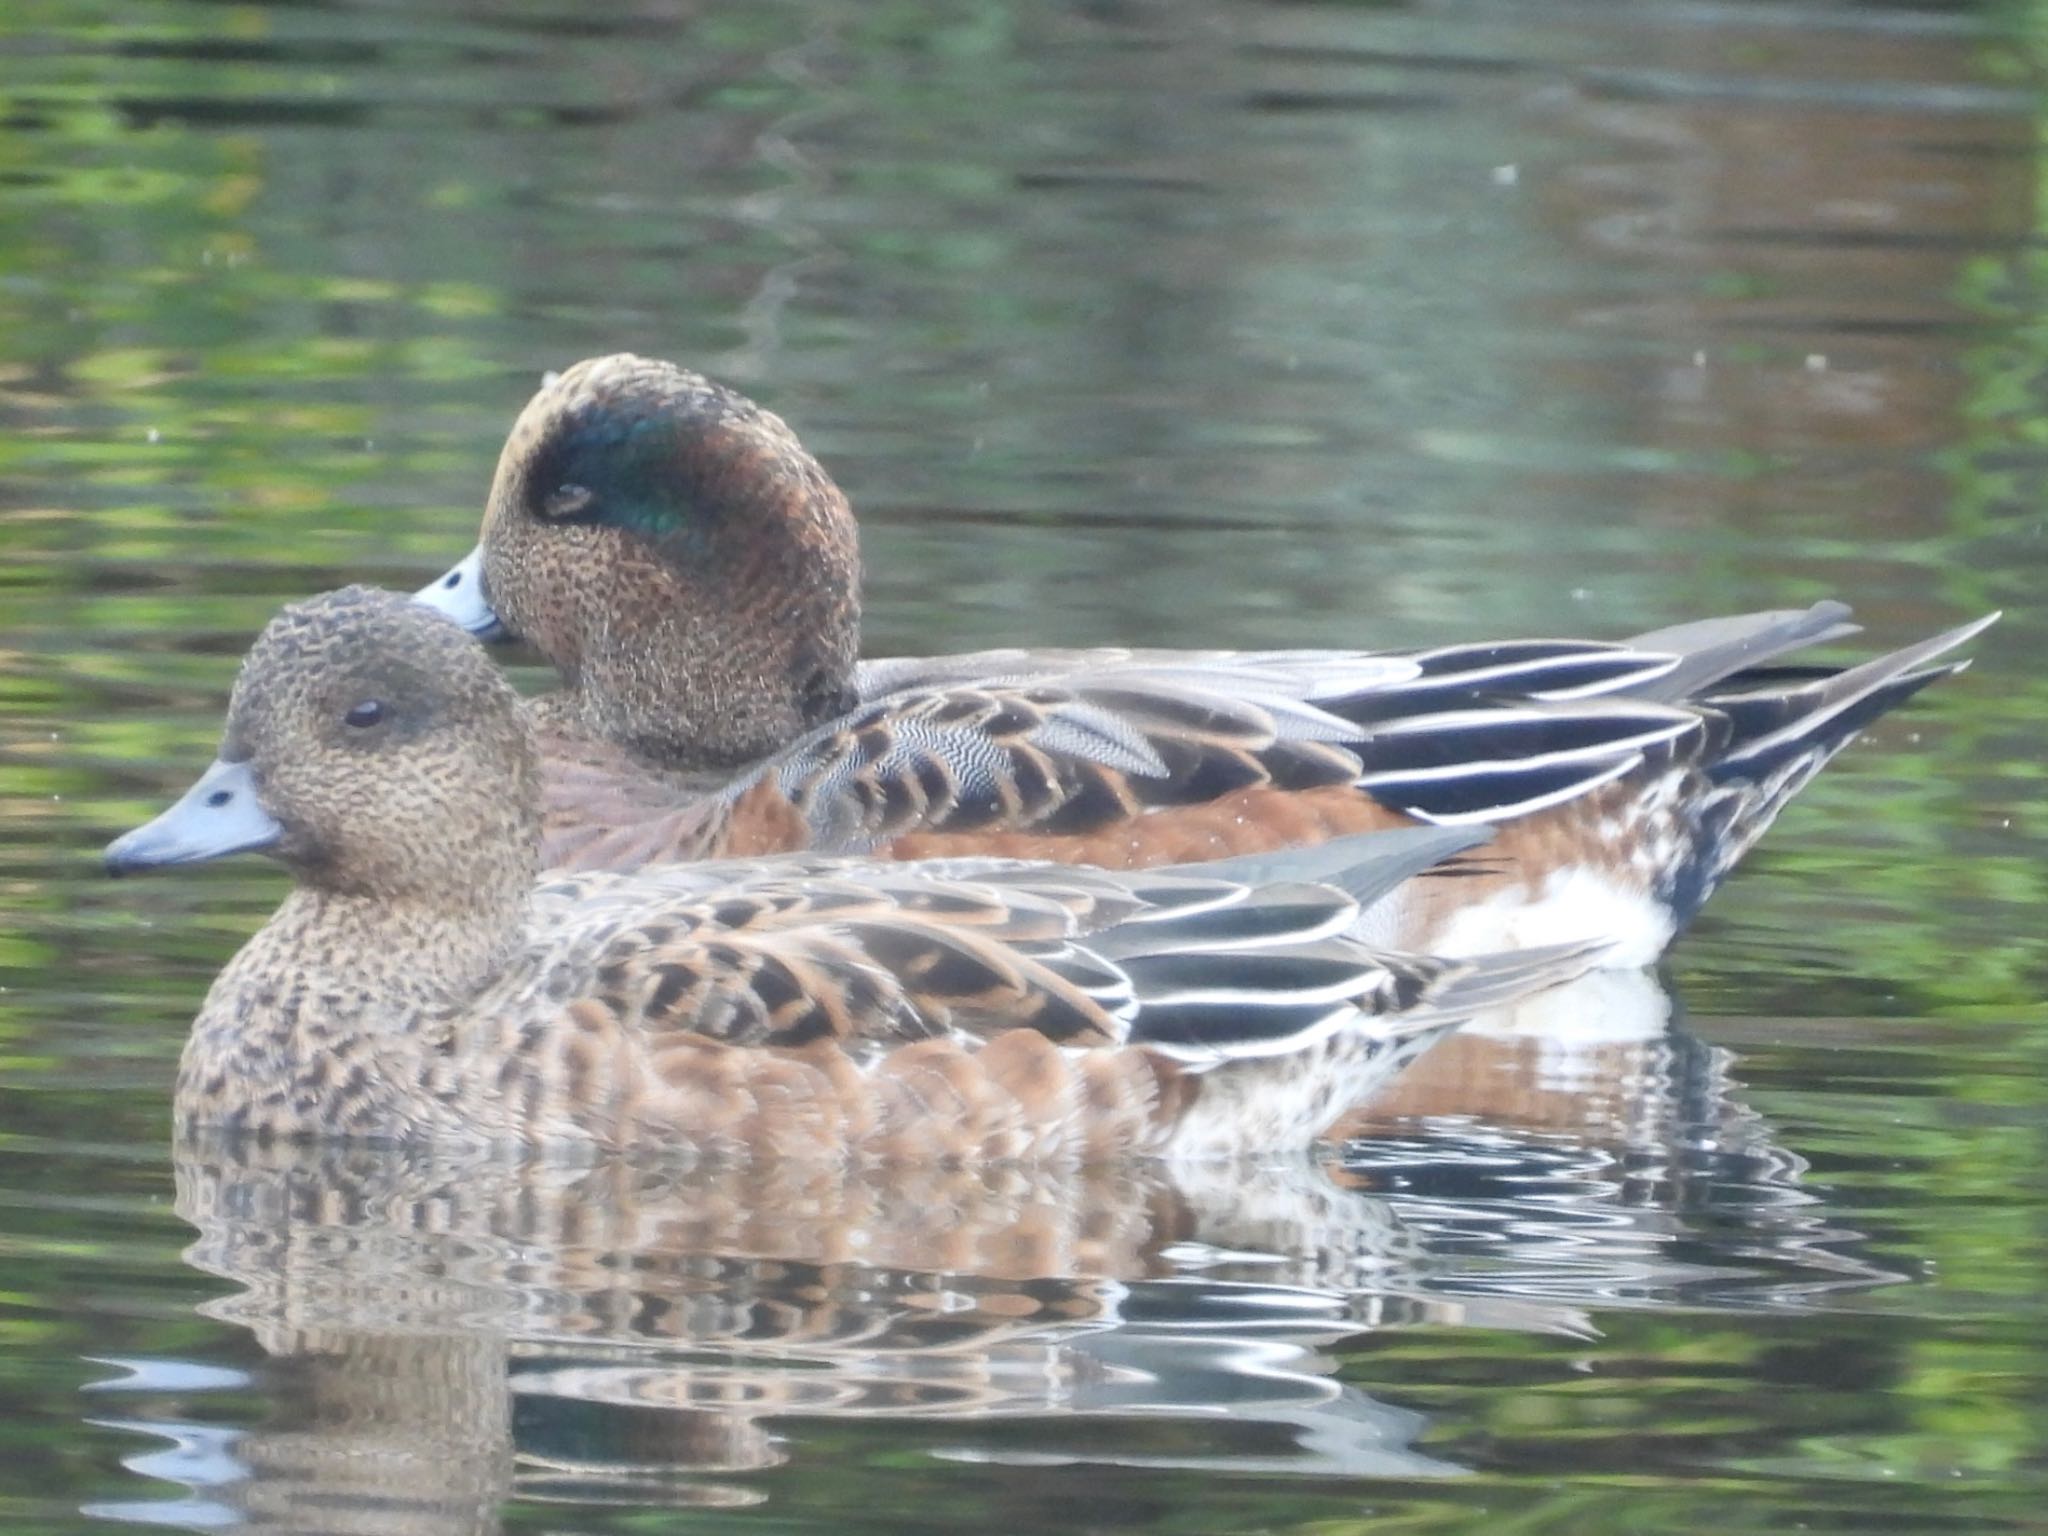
[{"left": 89, "top": 1015, "right": 1900, "bottom": 1533}]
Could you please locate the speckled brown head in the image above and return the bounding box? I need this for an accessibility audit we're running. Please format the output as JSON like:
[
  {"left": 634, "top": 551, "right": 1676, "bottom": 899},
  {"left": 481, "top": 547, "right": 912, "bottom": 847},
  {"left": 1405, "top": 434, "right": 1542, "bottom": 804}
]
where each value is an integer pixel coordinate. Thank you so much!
[
  {"left": 110, "top": 587, "right": 543, "bottom": 908},
  {"left": 463, "top": 355, "right": 863, "bottom": 772}
]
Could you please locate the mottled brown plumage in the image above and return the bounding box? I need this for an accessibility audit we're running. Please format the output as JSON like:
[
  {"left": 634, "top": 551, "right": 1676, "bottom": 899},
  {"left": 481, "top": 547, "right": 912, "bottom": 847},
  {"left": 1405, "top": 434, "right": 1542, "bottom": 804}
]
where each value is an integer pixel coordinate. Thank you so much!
[
  {"left": 477, "top": 354, "right": 860, "bottom": 769},
  {"left": 107, "top": 588, "right": 1602, "bottom": 1159},
  {"left": 417, "top": 355, "right": 1995, "bottom": 964}
]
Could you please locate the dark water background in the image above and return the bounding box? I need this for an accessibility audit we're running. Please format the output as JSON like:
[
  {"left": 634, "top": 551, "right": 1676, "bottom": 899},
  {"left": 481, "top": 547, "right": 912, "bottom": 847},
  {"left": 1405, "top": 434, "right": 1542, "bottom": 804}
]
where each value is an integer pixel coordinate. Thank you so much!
[{"left": 1, "top": 1, "right": 2044, "bottom": 1532}]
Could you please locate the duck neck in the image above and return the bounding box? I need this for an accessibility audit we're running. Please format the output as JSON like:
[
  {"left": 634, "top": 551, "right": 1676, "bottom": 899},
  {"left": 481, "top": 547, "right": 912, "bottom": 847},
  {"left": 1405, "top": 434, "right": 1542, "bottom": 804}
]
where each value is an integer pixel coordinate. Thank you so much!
[
  {"left": 581, "top": 536, "right": 861, "bottom": 774},
  {"left": 273, "top": 881, "right": 533, "bottom": 1003},
  {"left": 190, "top": 842, "right": 537, "bottom": 1065},
  {"left": 559, "top": 416, "right": 864, "bottom": 773},
  {"left": 177, "top": 879, "right": 537, "bottom": 1141}
]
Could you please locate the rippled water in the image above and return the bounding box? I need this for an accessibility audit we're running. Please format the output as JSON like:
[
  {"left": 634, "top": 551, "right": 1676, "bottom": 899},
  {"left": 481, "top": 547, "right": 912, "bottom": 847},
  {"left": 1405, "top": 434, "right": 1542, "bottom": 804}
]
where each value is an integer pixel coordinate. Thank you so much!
[{"left": 1, "top": 1, "right": 2044, "bottom": 1533}]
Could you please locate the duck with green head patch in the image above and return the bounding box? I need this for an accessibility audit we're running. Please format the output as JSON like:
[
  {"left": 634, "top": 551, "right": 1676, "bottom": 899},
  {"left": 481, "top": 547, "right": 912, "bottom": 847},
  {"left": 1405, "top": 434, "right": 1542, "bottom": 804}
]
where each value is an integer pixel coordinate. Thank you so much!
[
  {"left": 107, "top": 587, "right": 1603, "bottom": 1158},
  {"left": 474, "top": 358, "right": 860, "bottom": 775},
  {"left": 417, "top": 354, "right": 1996, "bottom": 967}
]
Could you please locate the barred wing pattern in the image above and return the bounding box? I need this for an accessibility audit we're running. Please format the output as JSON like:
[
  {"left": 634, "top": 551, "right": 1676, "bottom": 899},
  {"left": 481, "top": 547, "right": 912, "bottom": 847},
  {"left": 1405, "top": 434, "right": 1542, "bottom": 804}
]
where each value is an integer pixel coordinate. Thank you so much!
[
  {"left": 470, "top": 828, "right": 1603, "bottom": 1160},
  {"left": 773, "top": 653, "right": 1699, "bottom": 842},
  {"left": 533, "top": 605, "right": 1993, "bottom": 964}
]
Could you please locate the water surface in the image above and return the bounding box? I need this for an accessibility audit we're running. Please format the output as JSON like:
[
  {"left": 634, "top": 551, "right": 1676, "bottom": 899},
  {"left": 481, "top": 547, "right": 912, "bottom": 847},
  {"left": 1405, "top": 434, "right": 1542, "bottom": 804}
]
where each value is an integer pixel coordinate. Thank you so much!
[{"left": 1, "top": 1, "right": 2044, "bottom": 1533}]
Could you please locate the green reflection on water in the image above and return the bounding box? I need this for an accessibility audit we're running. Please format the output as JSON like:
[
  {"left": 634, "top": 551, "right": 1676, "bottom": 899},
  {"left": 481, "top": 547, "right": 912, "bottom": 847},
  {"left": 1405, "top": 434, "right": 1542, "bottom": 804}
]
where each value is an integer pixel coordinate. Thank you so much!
[{"left": 0, "top": 0, "right": 2045, "bottom": 1533}]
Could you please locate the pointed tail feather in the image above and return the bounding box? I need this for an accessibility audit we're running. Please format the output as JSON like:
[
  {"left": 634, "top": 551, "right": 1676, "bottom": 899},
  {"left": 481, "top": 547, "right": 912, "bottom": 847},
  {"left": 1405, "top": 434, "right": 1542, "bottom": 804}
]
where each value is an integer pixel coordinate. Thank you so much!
[
  {"left": 1628, "top": 601, "right": 1861, "bottom": 702},
  {"left": 1708, "top": 611, "right": 1996, "bottom": 781},
  {"left": 1416, "top": 938, "right": 1613, "bottom": 1021},
  {"left": 1669, "top": 611, "right": 1997, "bottom": 911}
]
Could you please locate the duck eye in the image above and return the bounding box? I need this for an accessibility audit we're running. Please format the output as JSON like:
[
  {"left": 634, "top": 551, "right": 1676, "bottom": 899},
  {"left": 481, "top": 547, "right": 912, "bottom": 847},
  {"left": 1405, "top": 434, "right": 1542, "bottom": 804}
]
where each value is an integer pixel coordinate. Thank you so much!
[
  {"left": 542, "top": 483, "right": 594, "bottom": 519},
  {"left": 343, "top": 700, "right": 385, "bottom": 729}
]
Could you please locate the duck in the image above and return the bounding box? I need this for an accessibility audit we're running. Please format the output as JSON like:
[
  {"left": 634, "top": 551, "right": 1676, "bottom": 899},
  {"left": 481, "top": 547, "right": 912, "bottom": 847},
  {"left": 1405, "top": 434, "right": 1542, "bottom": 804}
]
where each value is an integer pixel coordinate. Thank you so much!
[
  {"left": 414, "top": 355, "right": 1994, "bottom": 966},
  {"left": 104, "top": 587, "right": 1602, "bottom": 1160}
]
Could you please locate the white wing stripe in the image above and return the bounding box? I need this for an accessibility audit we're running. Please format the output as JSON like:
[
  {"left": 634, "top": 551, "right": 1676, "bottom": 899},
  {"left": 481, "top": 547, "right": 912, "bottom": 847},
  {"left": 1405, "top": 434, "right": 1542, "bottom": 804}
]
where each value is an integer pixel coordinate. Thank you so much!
[
  {"left": 1408, "top": 652, "right": 1674, "bottom": 692},
  {"left": 1356, "top": 731, "right": 1683, "bottom": 785},
  {"left": 1363, "top": 705, "right": 1693, "bottom": 743},
  {"left": 1390, "top": 754, "right": 1644, "bottom": 826}
]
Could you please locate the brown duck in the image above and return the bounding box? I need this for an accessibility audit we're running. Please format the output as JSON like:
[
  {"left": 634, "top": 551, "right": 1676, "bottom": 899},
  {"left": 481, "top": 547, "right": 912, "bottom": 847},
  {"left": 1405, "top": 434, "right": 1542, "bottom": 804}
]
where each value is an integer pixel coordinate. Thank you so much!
[
  {"left": 416, "top": 354, "right": 1994, "bottom": 965},
  {"left": 105, "top": 588, "right": 1600, "bottom": 1159}
]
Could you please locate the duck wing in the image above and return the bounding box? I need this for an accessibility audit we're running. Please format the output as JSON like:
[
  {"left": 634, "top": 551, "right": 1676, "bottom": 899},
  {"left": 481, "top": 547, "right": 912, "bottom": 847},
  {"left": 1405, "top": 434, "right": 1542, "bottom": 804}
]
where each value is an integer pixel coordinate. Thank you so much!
[
  {"left": 744, "top": 659, "right": 1698, "bottom": 852},
  {"left": 528, "top": 826, "right": 1559, "bottom": 1061}
]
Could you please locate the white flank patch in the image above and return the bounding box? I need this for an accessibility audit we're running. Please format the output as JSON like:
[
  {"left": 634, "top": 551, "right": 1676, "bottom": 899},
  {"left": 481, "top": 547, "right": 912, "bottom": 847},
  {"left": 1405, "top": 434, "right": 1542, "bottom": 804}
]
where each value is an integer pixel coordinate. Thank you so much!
[
  {"left": 1458, "top": 966, "right": 1672, "bottom": 1047},
  {"left": 1424, "top": 866, "right": 1675, "bottom": 969}
]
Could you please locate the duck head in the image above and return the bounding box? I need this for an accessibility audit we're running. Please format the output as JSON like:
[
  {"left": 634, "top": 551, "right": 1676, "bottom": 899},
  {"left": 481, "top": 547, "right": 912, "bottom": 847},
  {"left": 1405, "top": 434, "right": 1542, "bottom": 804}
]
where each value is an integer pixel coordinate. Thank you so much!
[
  {"left": 417, "top": 355, "right": 863, "bottom": 772},
  {"left": 107, "top": 587, "right": 540, "bottom": 912}
]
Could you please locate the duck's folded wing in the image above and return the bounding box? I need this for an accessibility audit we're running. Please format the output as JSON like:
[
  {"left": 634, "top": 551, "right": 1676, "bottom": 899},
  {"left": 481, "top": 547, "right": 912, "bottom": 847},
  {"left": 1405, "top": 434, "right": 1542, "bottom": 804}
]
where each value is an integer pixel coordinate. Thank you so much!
[
  {"left": 757, "top": 667, "right": 1706, "bottom": 848},
  {"left": 534, "top": 828, "right": 1515, "bottom": 1059},
  {"left": 534, "top": 861, "right": 1155, "bottom": 1056},
  {"left": 539, "top": 644, "right": 1734, "bottom": 871},
  {"left": 1308, "top": 603, "right": 1856, "bottom": 719},
  {"left": 1343, "top": 697, "right": 1700, "bottom": 824},
  {"left": 538, "top": 660, "right": 1410, "bottom": 871},
  {"left": 757, "top": 672, "right": 1371, "bottom": 850}
]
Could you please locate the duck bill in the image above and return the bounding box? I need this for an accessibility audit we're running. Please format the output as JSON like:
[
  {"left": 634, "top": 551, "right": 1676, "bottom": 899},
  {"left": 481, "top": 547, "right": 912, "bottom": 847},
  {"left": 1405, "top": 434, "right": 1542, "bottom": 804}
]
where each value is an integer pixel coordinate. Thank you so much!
[
  {"left": 105, "top": 758, "right": 281, "bottom": 876},
  {"left": 414, "top": 545, "right": 511, "bottom": 642}
]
